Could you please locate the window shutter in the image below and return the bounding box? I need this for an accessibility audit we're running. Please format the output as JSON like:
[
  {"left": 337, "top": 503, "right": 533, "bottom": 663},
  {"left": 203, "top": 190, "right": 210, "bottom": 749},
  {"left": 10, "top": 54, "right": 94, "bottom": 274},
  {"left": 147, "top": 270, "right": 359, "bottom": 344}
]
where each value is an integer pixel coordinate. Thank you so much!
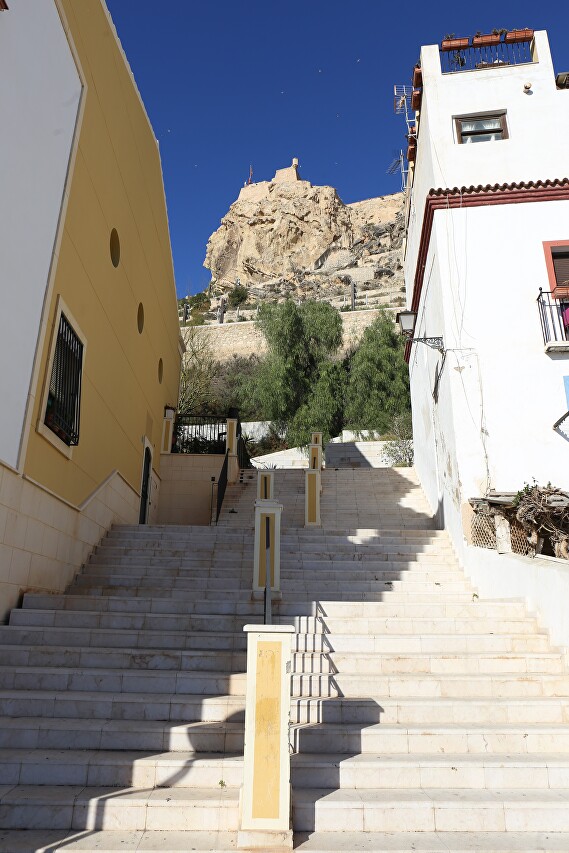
[{"left": 553, "top": 252, "right": 569, "bottom": 287}]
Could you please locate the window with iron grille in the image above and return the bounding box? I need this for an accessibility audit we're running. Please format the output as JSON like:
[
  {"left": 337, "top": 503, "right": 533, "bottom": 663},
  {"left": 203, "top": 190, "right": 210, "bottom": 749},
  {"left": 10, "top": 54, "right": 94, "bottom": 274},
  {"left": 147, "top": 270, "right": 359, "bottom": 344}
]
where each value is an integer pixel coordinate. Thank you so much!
[
  {"left": 455, "top": 113, "right": 508, "bottom": 144},
  {"left": 44, "top": 314, "right": 83, "bottom": 446}
]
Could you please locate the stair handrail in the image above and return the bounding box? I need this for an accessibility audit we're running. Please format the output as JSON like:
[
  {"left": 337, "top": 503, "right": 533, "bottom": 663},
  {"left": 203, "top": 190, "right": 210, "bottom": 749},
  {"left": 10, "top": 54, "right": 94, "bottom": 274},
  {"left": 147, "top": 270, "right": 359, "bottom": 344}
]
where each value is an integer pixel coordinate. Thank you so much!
[
  {"left": 215, "top": 450, "right": 229, "bottom": 523},
  {"left": 264, "top": 515, "right": 272, "bottom": 624}
]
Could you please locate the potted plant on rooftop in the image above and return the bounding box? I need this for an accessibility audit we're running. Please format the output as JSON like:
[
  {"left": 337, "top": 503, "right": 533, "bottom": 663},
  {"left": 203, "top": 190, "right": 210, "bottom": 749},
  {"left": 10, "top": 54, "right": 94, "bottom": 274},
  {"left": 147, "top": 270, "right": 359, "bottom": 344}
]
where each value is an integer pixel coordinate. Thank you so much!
[
  {"left": 472, "top": 29, "right": 506, "bottom": 47},
  {"left": 441, "top": 33, "right": 470, "bottom": 51},
  {"left": 505, "top": 28, "right": 534, "bottom": 43},
  {"left": 412, "top": 63, "right": 422, "bottom": 87}
]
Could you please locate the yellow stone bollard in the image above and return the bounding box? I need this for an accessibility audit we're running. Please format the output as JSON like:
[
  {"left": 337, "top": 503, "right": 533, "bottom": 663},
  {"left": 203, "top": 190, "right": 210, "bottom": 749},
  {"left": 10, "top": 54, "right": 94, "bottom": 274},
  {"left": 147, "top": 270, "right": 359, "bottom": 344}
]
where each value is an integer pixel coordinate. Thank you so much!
[
  {"left": 308, "top": 442, "right": 323, "bottom": 472},
  {"left": 256, "top": 470, "right": 274, "bottom": 501},
  {"left": 253, "top": 499, "right": 283, "bottom": 597},
  {"left": 226, "top": 418, "right": 238, "bottom": 456},
  {"left": 238, "top": 624, "right": 295, "bottom": 850},
  {"left": 305, "top": 468, "right": 321, "bottom": 526}
]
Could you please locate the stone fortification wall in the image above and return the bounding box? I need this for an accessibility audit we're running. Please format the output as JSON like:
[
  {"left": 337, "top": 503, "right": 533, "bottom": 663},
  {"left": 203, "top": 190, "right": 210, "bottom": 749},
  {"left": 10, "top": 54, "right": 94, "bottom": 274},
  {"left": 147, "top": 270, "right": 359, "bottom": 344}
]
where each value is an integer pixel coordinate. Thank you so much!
[{"left": 192, "top": 309, "right": 383, "bottom": 362}]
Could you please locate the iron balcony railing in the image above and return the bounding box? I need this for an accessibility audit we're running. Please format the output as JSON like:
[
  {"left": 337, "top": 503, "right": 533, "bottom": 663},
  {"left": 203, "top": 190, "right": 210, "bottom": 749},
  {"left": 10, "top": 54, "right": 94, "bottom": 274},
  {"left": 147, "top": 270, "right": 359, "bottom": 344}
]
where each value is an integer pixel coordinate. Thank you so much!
[
  {"left": 440, "top": 40, "right": 532, "bottom": 74},
  {"left": 537, "top": 289, "right": 569, "bottom": 346},
  {"left": 173, "top": 414, "right": 227, "bottom": 454}
]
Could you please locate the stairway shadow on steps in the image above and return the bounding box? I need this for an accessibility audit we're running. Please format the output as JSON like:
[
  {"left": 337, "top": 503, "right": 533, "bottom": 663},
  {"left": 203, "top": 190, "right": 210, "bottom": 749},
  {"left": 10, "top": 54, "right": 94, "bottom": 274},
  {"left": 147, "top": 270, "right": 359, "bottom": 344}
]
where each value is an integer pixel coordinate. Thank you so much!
[{"left": 290, "top": 698, "right": 382, "bottom": 835}]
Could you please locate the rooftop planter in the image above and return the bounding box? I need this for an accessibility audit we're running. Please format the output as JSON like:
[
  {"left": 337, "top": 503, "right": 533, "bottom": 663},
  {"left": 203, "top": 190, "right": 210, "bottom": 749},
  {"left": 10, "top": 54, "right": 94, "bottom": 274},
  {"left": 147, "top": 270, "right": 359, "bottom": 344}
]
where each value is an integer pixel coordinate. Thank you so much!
[
  {"left": 505, "top": 28, "right": 534, "bottom": 43},
  {"left": 411, "top": 89, "right": 422, "bottom": 111},
  {"left": 412, "top": 64, "right": 422, "bottom": 87},
  {"left": 441, "top": 36, "right": 469, "bottom": 52},
  {"left": 472, "top": 32, "right": 502, "bottom": 47}
]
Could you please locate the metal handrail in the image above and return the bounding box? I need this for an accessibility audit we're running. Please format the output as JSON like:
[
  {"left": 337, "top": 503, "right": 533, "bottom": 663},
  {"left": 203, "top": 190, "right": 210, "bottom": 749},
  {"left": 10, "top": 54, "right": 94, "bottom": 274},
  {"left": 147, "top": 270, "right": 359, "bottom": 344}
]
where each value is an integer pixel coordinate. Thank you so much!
[
  {"left": 264, "top": 515, "right": 272, "bottom": 625},
  {"left": 215, "top": 451, "right": 229, "bottom": 523}
]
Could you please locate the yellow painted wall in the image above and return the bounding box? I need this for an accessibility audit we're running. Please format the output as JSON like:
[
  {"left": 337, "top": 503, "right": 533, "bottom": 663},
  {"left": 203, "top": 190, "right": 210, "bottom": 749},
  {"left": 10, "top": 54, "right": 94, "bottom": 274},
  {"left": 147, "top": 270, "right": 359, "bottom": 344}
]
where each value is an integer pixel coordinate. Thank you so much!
[{"left": 24, "top": 0, "right": 181, "bottom": 506}]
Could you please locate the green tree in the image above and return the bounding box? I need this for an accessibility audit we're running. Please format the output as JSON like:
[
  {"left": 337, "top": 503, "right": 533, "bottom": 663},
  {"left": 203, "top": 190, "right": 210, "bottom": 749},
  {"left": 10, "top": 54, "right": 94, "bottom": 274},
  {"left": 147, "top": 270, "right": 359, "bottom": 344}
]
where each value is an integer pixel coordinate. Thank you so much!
[
  {"left": 287, "top": 360, "right": 346, "bottom": 448},
  {"left": 228, "top": 285, "right": 248, "bottom": 309},
  {"left": 251, "top": 300, "right": 343, "bottom": 433},
  {"left": 344, "top": 313, "right": 410, "bottom": 433}
]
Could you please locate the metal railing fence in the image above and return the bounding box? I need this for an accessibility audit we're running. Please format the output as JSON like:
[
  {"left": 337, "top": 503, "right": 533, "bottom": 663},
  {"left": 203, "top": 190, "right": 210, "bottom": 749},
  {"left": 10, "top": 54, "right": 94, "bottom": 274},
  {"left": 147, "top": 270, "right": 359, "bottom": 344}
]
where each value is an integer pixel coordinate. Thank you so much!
[{"left": 537, "top": 289, "right": 569, "bottom": 345}]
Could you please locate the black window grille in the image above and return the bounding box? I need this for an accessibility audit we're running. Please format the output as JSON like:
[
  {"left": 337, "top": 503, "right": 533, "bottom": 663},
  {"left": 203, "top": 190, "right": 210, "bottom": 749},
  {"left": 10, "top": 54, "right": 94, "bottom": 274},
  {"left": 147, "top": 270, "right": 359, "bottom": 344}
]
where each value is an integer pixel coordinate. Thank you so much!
[{"left": 44, "top": 313, "right": 83, "bottom": 446}]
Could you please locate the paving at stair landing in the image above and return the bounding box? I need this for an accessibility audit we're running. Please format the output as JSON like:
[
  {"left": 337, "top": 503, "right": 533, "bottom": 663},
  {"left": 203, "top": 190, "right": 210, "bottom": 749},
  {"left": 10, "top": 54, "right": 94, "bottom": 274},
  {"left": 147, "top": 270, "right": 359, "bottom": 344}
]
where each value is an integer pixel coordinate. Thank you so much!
[{"left": 1, "top": 458, "right": 569, "bottom": 850}]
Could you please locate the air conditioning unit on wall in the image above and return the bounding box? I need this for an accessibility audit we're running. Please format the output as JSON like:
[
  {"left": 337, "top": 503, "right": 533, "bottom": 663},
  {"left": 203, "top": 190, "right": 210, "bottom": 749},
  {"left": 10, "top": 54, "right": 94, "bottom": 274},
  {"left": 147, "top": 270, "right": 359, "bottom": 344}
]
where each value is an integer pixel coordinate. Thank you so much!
[{"left": 556, "top": 71, "right": 569, "bottom": 89}]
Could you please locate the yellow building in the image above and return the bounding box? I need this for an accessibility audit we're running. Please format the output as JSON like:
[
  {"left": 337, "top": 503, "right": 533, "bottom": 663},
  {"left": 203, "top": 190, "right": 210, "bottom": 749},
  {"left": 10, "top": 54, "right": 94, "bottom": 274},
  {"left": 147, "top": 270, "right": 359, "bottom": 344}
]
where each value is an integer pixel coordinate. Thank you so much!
[{"left": 0, "top": 0, "right": 182, "bottom": 619}]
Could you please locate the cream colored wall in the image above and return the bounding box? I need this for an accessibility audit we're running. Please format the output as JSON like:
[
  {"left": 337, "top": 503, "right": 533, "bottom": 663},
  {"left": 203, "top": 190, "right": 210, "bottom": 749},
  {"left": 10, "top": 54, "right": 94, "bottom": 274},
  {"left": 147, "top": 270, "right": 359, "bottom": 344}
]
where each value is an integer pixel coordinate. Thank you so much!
[
  {"left": 0, "top": 0, "right": 181, "bottom": 618},
  {"left": 158, "top": 454, "right": 226, "bottom": 526},
  {"left": 24, "top": 0, "right": 181, "bottom": 508},
  {"left": 0, "top": 460, "right": 139, "bottom": 619}
]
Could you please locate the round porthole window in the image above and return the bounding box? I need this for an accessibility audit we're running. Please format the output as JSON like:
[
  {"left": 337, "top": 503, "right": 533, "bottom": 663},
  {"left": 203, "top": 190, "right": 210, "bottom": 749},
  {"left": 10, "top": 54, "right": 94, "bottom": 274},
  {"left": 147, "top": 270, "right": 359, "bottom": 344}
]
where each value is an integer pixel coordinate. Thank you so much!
[
  {"left": 158, "top": 358, "right": 163, "bottom": 384},
  {"left": 137, "top": 302, "right": 144, "bottom": 334},
  {"left": 110, "top": 228, "right": 120, "bottom": 267}
]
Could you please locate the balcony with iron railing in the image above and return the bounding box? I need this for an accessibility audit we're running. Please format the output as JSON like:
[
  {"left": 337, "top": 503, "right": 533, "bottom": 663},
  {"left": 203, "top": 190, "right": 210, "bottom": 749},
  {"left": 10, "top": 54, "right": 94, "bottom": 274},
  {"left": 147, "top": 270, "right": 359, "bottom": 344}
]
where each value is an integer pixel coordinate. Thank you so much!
[
  {"left": 537, "top": 289, "right": 569, "bottom": 351},
  {"left": 439, "top": 31, "right": 534, "bottom": 74}
]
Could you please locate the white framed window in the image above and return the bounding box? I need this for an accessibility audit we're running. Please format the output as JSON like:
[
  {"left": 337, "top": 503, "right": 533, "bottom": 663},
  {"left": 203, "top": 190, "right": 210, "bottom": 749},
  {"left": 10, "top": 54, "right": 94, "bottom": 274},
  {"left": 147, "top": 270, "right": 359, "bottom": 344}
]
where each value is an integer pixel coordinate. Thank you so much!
[{"left": 455, "top": 113, "right": 508, "bottom": 144}]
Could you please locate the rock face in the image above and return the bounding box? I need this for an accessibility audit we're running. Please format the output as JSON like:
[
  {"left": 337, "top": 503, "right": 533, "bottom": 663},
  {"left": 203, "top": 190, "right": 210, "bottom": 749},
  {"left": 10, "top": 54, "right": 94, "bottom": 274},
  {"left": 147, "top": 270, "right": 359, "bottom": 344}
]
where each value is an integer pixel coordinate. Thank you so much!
[{"left": 202, "top": 160, "right": 405, "bottom": 321}]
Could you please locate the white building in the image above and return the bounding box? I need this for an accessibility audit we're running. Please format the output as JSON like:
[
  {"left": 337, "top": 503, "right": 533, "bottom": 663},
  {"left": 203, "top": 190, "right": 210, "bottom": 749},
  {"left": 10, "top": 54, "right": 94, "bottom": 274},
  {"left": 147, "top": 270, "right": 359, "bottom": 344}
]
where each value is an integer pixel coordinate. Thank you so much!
[{"left": 404, "top": 30, "right": 569, "bottom": 565}]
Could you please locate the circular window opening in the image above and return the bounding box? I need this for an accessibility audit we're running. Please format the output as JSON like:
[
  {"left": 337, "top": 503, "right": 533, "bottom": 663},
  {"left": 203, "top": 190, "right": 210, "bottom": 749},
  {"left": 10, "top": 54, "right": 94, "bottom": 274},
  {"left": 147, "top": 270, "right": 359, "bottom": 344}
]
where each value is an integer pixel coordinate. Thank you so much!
[
  {"left": 110, "top": 228, "right": 120, "bottom": 267},
  {"left": 158, "top": 358, "right": 164, "bottom": 384},
  {"left": 137, "top": 302, "right": 144, "bottom": 334}
]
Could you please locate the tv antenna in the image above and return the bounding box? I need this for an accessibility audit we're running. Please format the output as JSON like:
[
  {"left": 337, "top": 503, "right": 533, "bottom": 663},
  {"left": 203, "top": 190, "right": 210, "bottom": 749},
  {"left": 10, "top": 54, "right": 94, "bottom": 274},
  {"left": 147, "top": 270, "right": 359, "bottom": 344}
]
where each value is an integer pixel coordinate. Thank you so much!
[
  {"left": 393, "top": 85, "right": 414, "bottom": 134},
  {"left": 386, "top": 150, "right": 407, "bottom": 191}
]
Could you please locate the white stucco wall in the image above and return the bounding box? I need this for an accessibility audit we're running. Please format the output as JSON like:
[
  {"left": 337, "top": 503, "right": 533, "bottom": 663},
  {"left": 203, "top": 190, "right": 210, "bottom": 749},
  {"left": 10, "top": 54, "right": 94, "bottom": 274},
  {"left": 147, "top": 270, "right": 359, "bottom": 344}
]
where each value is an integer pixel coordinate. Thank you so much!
[
  {"left": 410, "top": 200, "right": 569, "bottom": 560},
  {"left": 405, "top": 31, "right": 569, "bottom": 287},
  {"left": 0, "top": 0, "right": 82, "bottom": 469},
  {"left": 405, "top": 30, "right": 569, "bottom": 562}
]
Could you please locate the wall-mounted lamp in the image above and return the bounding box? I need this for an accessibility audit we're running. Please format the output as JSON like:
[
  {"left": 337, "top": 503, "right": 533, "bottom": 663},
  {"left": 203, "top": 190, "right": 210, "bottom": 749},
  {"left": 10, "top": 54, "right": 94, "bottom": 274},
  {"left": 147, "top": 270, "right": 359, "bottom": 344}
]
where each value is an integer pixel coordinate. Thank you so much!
[
  {"left": 396, "top": 310, "right": 444, "bottom": 353},
  {"left": 164, "top": 405, "right": 176, "bottom": 420}
]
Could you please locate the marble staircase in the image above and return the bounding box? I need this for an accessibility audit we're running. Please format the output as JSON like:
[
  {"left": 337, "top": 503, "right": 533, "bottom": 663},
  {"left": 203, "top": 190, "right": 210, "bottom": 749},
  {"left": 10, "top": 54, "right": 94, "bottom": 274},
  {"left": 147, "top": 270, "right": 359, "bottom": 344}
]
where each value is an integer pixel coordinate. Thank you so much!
[{"left": 1, "top": 467, "right": 569, "bottom": 850}]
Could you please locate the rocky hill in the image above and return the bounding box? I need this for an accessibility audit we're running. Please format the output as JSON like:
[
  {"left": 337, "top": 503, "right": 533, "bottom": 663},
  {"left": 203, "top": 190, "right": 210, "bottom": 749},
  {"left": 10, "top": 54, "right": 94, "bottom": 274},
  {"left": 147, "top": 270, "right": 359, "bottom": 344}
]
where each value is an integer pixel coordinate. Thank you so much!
[{"left": 197, "top": 159, "right": 405, "bottom": 323}]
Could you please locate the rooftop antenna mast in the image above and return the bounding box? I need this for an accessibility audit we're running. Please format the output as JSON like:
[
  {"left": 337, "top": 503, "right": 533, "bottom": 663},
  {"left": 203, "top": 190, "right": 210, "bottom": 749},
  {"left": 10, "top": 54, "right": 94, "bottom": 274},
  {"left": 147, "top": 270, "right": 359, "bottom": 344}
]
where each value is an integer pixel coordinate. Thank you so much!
[
  {"left": 386, "top": 151, "right": 406, "bottom": 192},
  {"left": 391, "top": 84, "right": 416, "bottom": 190}
]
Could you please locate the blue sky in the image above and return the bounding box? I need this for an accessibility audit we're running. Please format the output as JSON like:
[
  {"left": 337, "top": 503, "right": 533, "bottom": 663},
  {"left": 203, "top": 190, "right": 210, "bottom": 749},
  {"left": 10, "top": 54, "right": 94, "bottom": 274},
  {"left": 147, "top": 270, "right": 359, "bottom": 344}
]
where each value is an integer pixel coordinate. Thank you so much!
[{"left": 106, "top": 1, "right": 566, "bottom": 297}]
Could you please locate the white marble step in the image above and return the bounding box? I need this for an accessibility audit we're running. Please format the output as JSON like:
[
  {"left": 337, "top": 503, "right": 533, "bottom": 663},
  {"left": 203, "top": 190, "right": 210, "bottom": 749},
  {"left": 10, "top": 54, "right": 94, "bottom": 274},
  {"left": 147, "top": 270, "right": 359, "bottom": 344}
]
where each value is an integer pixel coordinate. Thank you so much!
[
  {"left": 67, "top": 584, "right": 481, "bottom": 605},
  {"left": 88, "top": 551, "right": 457, "bottom": 566},
  {"left": 20, "top": 592, "right": 530, "bottom": 619},
  {"left": 0, "top": 785, "right": 240, "bottom": 831},
  {"left": 75, "top": 573, "right": 472, "bottom": 597},
  {"left": 289, "top": 696, "right": 569, "bottom": 726},
  {"left": 0, "top": 829, "right": 239, "bottom": 852},
  {"left": 0, "top": 666, "right": 247, "bottom": 696},
  {"left": 111, "top": 525, "right": 446, "bottom": 539},
  {"left": 293, "top": 633, "right": 551, "bottom": 654},
  {"left": 82, "top": 565, "right": 469, "bottom": 585},
  {"left": 0, "top": 645, "right": 245, "bottom": 672},
  {"left": 0, "top": 624, "right": 247, "bottom": 651},
  {"left": 291, "top": 788, "right": 569, "bottom": 833},
  {"left": 0, "top": 749, "right": 243, "bottom": 788},
  {"left": 294, "top": 831, "right": 569, "bottom": 851},
  {"left": 1, "top": 624, "right": 550, "bottom": 654},
  {"left": 290, "top": 753, "right": 569, "bottom": 790},
  {"left": 96, "top": 540, "right": 454, "bottom": 556},
  {"left": 0, "top": 717, "right": 244, "bottom": 751},
  {"left": 291, "top": 723, "right": 569, "bottom": 755},
  {"left": 291, "top": 651, "right": 564, "bottom": 675},
  {"left": 290, "top": 671, "right": 569, "bottom": 699}
]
